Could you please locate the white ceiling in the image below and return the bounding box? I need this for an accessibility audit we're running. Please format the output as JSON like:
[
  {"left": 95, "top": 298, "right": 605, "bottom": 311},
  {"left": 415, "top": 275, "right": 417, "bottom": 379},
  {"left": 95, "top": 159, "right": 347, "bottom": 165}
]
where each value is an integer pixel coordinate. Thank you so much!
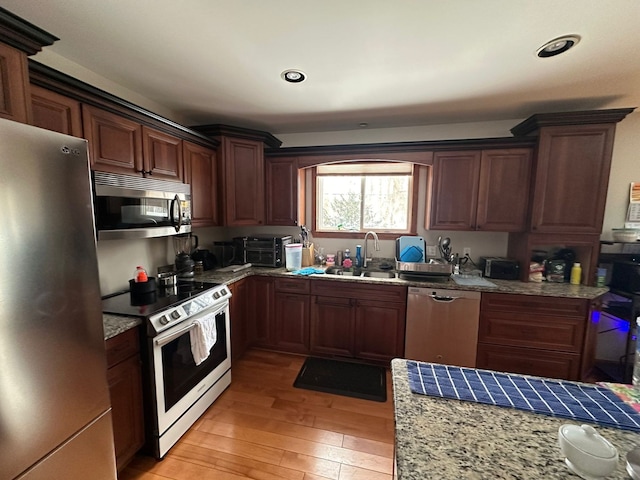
[{"left": 3, "top": 0, "right": 640, "bottom": 134}]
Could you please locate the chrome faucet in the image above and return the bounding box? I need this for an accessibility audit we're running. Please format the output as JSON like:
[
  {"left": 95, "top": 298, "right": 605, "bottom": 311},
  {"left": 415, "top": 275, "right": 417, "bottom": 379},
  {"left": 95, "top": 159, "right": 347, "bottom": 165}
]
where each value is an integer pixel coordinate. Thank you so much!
[{"left": 363, "top": 231, "right": 380, "bottom": 268}]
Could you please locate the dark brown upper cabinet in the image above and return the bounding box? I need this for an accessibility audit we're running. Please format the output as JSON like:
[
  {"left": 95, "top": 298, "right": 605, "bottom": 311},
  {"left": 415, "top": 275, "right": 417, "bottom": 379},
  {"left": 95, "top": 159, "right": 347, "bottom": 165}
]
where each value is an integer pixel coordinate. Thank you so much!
[
  {"left": 142, "top": 126, "right": 183, "bottom": 182},
  {"left": 266, "top": 156, "right": 305, "bottom": 226},
  {"left": 529, "top": 124, "right": 615, "bottom": 234},
  {"left": 183, "top": 141, "right": 219, "bottom": 227},
  {"left": 429, "top": 149, "right": 532, "bottom": 232},
  {"left": 30, "top": 85, "right": 83, "bottom": 136},
  {"left": 82, "top": 104, "right": 144, "bottom": 176}
]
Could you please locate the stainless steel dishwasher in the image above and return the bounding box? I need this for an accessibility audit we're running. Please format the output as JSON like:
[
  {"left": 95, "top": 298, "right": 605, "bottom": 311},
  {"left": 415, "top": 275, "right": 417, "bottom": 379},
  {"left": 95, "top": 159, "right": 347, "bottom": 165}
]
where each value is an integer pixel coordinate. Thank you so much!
[{"left": 405, "top": 287, "right": 481, "bottom": 367}]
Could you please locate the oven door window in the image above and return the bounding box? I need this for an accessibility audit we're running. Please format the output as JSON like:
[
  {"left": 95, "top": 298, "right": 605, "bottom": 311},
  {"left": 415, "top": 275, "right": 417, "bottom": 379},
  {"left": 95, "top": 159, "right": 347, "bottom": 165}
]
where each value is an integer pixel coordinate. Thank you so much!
[{"left": 161, "top": 312, "right": 227, "bottom": 411}]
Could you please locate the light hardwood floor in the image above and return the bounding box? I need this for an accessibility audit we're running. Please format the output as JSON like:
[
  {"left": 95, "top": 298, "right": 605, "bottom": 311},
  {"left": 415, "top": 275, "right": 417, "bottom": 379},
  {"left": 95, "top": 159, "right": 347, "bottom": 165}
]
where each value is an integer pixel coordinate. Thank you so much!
[{"left": 120, "top": 349, "right": 395, "bottom": 480}]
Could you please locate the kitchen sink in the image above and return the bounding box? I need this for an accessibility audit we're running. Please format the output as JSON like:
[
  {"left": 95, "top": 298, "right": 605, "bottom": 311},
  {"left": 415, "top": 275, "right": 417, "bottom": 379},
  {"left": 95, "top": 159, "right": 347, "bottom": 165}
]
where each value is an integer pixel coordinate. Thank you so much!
[
  {"left": 324, "top": 266, "right": 396, "bottom": 279},
  {"left": 361, "top": 271, "right": 396, "bottom": 278}
]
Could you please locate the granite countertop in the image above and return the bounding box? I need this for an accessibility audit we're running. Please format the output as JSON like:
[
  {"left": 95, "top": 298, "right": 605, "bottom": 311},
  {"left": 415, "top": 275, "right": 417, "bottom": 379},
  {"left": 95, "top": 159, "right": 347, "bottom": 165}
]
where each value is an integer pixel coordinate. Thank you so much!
[
  {"left": 102, "top": 266, "right": 607, "bottom": 340},
  {"left": 194, "top": 265, "right": 608, "bottom": 300},
  {"left": 391, "top": 358, "right": 640, "bottom": 480}
]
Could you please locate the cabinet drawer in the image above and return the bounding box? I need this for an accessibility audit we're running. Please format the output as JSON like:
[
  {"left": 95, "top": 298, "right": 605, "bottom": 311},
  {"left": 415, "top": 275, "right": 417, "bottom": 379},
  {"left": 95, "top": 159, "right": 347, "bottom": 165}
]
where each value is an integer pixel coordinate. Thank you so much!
[
  {"left": 275, "top": 277, "right": 310, "bottom": 294},
  {"left": 482, "top": 293, "right": 588, "bottom": 317},
  {"left": 106, "top": 328, "right": 140, "bottom": 368},
  {"left": 311, "top": 279, "right": 406, "bottom": 303},
  {"left": 479, "top": 312, "right": 585, "bottom": 352},
  {"left": 476, "top": 343, "right": 580, "bottom": 380}
]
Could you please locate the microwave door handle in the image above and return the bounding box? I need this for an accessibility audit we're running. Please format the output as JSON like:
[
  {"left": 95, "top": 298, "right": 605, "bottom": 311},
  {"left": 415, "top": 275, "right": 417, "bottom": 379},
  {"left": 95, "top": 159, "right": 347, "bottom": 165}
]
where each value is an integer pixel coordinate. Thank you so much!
[{"left": 170, "top": 194, "right": 182, "bottom": 232}]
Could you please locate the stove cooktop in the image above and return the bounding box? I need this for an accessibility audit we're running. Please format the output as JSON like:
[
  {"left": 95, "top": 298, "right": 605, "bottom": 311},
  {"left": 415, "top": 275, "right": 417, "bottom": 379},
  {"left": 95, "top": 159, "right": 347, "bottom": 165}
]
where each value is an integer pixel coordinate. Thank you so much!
[{"left": 102, "top": 281, "right": 221, "bottom": 319}]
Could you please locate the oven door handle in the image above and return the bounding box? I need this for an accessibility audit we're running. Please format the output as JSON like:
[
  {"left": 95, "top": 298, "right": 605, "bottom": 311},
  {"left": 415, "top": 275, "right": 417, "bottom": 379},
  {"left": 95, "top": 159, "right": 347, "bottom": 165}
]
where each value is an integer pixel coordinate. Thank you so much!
[{"left": 155, "top": 323, "right": 196, "bottom": 347}]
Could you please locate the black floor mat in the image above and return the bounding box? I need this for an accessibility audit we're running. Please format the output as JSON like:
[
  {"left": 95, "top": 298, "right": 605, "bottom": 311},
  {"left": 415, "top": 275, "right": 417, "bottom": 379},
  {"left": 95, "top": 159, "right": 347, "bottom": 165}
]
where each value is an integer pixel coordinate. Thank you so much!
[{"left": 293, "top": 357, "right": 387, "bottom": 402}]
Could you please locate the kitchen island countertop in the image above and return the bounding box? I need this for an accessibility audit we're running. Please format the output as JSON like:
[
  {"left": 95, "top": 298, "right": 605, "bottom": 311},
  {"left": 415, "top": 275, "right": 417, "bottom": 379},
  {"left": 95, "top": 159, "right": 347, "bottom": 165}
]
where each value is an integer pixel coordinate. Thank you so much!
[{"left": 391, "top": 358, "right": 640, "bottom": 480}]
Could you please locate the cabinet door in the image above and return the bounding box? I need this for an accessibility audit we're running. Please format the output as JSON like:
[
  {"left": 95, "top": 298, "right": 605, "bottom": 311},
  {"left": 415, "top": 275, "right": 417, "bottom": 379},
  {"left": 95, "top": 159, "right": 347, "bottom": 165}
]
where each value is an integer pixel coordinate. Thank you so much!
[
  {"left": 30, "top": 85, "right": 83, "bottom": 137},
  {"left": 310, "top": 296, "right": 355, "bottom": 357},
  {"left": 354, "top": 299, "right": 406, "bottom": 363},
  {"left": 220, "top": 137, "right": 265, "bottom": 226},
  {"left": 107, "top": 353, "right": 144, "bottom": 472},
  {"left": 476, "top": 149, "right": 532, "bottom": 232},
  {"left": 0, "top": 43, "right": 30, "bottom": 124},
  {"left": 274, "top": 292, "right": 310, "bottom": 353},
  {"left": 142, "top": 126, "right": 183, "bottom": 182},
  {"left": 266, "top": 156, "right": 300, "bottom": 226},
  {"left": 106, "top": 329, "right": 144, "bottom": 472},
  {"left": 530, "top": 124, "right": 615, "bottom": 234},
  {"left": 228, "top": 279, "right": 250, "bottom": 361},
  {"left": 82, "top": 104, "right": 144, "bottom": 175},
  {"left": 429, "top": 151, "right": 481, "bottom": 230},
  {"left": 183, "top": 141, "right": 219, "bottom": 227},
  {"left": 476, "top": 343, "right": 581, "bottom": 381},
  {"left": 251, "top": 276, "right": 275, "bottom": 347}
]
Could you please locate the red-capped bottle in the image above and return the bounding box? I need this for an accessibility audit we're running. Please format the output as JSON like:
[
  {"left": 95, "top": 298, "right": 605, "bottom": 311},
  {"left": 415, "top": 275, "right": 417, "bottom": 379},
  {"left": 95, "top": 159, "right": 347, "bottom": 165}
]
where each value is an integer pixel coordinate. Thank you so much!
[{"left": 134, "top": 265, "right": 148, "bottom": 283}]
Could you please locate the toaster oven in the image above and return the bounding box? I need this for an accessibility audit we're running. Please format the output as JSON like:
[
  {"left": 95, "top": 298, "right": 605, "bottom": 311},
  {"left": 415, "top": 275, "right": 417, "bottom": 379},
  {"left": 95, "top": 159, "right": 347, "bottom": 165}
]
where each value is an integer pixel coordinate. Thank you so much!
[
  {"left": 236, "top": 235, "right": 292, "bottom": 267},
  {"left": 479, "top": 257, "right": 520, "bottom": 280}
]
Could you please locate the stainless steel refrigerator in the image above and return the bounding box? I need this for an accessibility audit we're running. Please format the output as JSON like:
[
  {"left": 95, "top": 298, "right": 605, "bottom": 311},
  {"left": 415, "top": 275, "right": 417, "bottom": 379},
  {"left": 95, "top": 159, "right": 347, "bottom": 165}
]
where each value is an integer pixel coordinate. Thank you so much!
[{"left": 0, "top": 118, "right": 117, "bottom": 479}]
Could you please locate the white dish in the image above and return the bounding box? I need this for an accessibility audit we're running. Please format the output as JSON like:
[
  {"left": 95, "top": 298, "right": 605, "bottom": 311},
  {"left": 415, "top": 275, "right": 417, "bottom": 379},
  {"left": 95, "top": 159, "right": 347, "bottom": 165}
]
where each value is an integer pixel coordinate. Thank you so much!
[{"left": 558, "top": 424, "right": 618, "bottom": 479}]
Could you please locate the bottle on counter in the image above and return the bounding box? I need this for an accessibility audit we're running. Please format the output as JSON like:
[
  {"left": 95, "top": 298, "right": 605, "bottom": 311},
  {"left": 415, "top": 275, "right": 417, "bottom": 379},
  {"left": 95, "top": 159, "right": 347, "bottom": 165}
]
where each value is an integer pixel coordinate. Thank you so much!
[
  {"left": 355, "top": 245, "right": 362, "bottom": 268},
  {"left": 134, "top": 265, "right": 148, "bottom": 282},
  {"left": 344, "top": 249, "right": 351, "bottom": 265},
  {"left": 570, "top": 262, "right": 582, "bottom": 285},
  {"left": 336, "top": 250, "right": 344, "bottom": 267}
]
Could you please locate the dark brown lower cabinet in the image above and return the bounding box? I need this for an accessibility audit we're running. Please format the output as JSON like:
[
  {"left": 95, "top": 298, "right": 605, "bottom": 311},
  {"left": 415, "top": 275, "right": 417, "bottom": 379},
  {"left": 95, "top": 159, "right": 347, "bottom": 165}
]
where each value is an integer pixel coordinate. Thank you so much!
[
  {"left": 310, "top": 280, "right": 406, "bottom": 364},
  {"left": 476, "top": 292, "right": 598, "bottom": 381},
  {"left": 228, "top": 279, "right": 250, "bottom": 361},
  {"left": 106, "top": 328, "right": 144, "bottom": 472},
  {"left": 274, "top": 293, "right": 310, "bottom": 353}
]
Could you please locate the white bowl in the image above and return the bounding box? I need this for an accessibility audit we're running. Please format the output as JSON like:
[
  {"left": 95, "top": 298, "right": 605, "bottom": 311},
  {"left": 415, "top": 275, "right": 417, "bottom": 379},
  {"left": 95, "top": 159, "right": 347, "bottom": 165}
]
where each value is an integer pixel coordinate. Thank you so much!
[
  {"left": 558, "top": 424, "right": 618, "bottom": 479},
  {"left": 612, "top": 228, "right": 640, "bottom": 242}
]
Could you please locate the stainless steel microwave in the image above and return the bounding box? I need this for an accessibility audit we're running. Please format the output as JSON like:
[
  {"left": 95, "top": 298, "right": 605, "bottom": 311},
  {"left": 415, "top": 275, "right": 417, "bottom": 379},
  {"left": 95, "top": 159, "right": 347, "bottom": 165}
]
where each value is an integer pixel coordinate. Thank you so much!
[{"left": 93, "top": 171, "right": 191, "bottom": 240}]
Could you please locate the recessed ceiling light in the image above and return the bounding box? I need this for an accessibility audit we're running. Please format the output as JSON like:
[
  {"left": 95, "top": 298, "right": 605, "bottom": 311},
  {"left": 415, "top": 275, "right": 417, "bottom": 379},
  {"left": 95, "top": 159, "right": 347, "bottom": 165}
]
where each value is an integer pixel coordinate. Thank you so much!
[
  {"left": 537, "top": 35, "right": 581, "bottom": 58},
  {"left": 358, "top": 122, "right": 369, "bottom": 128},
  {"left": 281, "top": 69, "right": 306, "bottom": 83}
]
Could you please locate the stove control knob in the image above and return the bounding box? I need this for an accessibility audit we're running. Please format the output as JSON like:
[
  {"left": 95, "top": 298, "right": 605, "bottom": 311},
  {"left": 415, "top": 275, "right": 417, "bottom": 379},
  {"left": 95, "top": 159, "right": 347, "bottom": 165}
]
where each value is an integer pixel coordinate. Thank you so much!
[
  {"left": 159, "top": 315, "right": 169, "bottom": 325},
  {"left": 171, "top": 310, "right": 181, "bottom": 320},
  {"left": 213, "top": 291, "right": 220, "bottom": 299},
  {"left": 220, "top": 288, "right": 228, "bottom": 296}
]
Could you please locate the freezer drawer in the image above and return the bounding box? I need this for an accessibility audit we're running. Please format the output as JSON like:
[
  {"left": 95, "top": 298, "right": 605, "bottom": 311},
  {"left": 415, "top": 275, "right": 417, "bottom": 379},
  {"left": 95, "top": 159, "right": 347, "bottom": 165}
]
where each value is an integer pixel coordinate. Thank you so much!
[{"left": 405, "top": 287, "right": 481, "bottom": 367}]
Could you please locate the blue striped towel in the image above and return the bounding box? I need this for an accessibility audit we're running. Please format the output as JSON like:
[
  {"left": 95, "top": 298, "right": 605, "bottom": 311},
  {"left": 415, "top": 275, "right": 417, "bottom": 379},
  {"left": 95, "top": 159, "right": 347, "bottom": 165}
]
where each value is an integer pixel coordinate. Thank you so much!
[{"left": 407, "top": 361, "right": 640, "bottom": 432}]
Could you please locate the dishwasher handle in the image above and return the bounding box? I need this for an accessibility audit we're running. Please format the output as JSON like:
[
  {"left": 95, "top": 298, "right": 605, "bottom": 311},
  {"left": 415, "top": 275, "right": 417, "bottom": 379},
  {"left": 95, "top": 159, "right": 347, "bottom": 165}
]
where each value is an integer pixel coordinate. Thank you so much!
[{"left": 430, "top": 294, "right": 457, "bottom": 302}]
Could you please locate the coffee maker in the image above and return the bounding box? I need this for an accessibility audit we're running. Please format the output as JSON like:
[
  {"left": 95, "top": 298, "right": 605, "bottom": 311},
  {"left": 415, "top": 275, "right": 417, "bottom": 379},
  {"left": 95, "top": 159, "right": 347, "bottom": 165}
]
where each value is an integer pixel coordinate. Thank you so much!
[{"left": 173, "top": 234, "right": 197, "bottom": 281}]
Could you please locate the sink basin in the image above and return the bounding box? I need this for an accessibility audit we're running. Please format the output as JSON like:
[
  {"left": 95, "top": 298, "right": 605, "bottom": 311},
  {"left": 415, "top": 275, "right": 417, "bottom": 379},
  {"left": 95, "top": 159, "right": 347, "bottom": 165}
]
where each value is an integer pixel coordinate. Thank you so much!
[
  {"left": 324, "top": 266, "right": 396, "bottom": 279},
  {"left": 361, "top": 271, "right": 396, "bottom": 278}
]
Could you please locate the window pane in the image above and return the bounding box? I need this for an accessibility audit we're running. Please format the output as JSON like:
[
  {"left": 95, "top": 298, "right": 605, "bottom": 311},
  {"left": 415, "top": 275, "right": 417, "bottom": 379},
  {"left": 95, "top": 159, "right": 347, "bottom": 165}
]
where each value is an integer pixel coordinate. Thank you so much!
[
  {"left": 363, "top": 176, "right": 409, "bottom": 229},
  {"left": 318, "top": 176, "right": 362, "bottom": 231}
]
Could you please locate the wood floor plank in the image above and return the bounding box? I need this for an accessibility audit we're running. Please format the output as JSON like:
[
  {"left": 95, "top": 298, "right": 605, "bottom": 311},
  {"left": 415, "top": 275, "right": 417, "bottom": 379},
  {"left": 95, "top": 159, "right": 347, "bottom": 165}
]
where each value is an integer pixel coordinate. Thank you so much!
[
  {"left": 169, "top": 442, "right": 304, "bottom": 480},
  {"left": 203, "top": 408, "right": 344, "bottom": 446},
  {"left": 205, "top": 399, "right": 317, "bottom": 427},
  {"left": 272, "top": 398, "right": 394, "bottom": 435},
  {"left": 181, "top": 429, "right": 285, "bottom": 466},
  {"left": 338, "top": 464, "right": 393, "bottom": 480},
  {"left": 342, "top": 435, "right": 394, "bottom": 458},
  {"left": 127, "top": 456, "right": 247, "bottom": 479},
  {"left": 279, "top": 451, "right": 341, "bottom": 480},
  {"left": 229, "top": 378, "right": 336, "bottom": 407}
]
